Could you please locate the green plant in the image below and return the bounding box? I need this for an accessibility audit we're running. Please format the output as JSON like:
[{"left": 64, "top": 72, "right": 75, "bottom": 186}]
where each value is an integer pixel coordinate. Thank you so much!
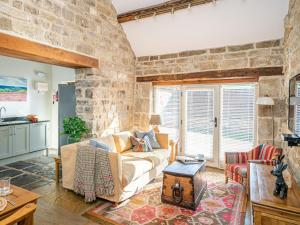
[{"left": 62, "top": 116, "right": 90, "bottom": 142}]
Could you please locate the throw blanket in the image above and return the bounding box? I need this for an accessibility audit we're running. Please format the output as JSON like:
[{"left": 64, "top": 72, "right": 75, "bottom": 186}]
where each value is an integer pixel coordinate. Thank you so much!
[{"left": 73, "top": 144, "right": 114, "bottom": 202}]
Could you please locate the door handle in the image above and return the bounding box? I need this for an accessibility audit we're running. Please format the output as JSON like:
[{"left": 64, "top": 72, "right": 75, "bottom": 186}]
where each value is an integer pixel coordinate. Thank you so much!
[{"left": 214, "top": 117, "right": 218, "bottom": 128}]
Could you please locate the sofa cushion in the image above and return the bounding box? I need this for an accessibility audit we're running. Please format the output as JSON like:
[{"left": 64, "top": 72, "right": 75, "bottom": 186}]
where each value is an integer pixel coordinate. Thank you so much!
[
  {"left": 121, "top": 156, "right": 153, "bottom": 187},
  {"left": 135, "top": 130, "right": 161, "bottom": 149},
  {"left": 113, "top": 131, "right": 132, "bottom": 153},
  {"left": 121, "top": 148, "right": 170, "bottom": 168},
  {"left": 130, "top": 136, "right": 153, "bottom": 152},
  {"left": 89, "top": 135, "right": 117, "bottom": 152}
]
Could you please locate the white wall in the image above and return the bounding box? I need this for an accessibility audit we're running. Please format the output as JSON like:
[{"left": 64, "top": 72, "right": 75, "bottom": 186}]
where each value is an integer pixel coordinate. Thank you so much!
[
  {"left": 50, "top": 66, "right": 75, "bottom": 149},
  {"left": 0, "top": 56, "right": 75, "bottom": 149},
  {"left": 0, "top": 55, "right": 52, "bottom": 120},
  {"left": 115, "top": 0, "right": 289, "bottom": 56}
]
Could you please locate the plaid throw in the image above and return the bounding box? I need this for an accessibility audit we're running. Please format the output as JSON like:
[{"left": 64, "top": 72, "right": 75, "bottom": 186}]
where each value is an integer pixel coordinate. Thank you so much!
[{"left": 73, "top": 144, "right": 114, "bottom": 202}]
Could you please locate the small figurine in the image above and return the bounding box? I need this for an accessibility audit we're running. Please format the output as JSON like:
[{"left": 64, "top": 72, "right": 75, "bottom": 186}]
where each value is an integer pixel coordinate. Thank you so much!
[{"left": 271, "top": 154, "right": 288, "bottom": 200}]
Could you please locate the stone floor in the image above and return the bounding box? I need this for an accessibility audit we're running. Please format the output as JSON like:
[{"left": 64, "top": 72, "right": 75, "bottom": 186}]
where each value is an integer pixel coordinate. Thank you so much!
[{"left": 1, "top": 157, "right": 251, "bottom": 225}]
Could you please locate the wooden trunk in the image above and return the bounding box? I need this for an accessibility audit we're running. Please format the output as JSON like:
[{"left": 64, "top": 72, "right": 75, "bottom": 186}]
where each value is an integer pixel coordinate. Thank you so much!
[{"left": 161, "top": 161, "right": 207, "bottom": 210}]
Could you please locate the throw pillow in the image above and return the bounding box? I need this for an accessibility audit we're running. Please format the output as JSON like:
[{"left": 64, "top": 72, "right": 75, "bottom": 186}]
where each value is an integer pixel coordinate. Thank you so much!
[
  {"left": 112, "top": 131, "right": 133, "bottom": 153},
  {"left": 135, "top": 130, "right": 161, "bottom": 149},
  {"left": 130, "top": 136, "right": 153, "bottom": 152},
  {"left": 89, "top": 139, "right": 111, "bottom": 152}
]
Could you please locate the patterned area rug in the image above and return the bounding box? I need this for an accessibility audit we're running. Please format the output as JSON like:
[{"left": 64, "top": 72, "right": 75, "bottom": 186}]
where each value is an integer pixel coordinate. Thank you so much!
[{"left": 83, "top": 172, "right": 246, "bottom": 225}]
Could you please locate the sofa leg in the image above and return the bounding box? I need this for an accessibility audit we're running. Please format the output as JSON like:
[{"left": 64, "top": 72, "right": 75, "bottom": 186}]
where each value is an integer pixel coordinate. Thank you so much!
[{"left": 225, "top": 176, "right": 228, "bottom": 184}]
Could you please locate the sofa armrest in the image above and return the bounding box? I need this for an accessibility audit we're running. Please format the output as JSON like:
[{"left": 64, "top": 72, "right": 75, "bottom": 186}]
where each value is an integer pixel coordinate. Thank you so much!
[
  {"left": 61, "top": 141, "right": 123, "bottom": 200},
  {"left": 169, "top": 139, "right": 179, "bottom": 163},
  {"left": 155, "top": 133, "right": 169, "bottom": 149},
  {"left": 247, "top": 159, "right": 275, "bottom": 166},
  {"left": 225, "top": 151, "right": 248, "bottom": 164}
]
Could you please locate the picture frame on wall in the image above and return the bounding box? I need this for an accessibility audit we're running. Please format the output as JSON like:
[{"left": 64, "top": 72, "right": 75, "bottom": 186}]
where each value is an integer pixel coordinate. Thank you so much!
[{"left": 0, "top": 76, "right": 27, "bottom": 102}]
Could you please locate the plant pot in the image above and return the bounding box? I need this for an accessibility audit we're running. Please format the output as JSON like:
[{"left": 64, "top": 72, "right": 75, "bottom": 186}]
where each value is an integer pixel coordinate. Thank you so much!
[{"left": 67, "top": 136, "right": 80, "bottom": 144}]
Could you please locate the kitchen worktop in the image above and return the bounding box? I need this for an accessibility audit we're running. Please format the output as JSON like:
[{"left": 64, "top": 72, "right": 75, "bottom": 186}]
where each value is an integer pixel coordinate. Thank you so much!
[{"left": 0, "top": 117, "right": 50, "bottom": 127}]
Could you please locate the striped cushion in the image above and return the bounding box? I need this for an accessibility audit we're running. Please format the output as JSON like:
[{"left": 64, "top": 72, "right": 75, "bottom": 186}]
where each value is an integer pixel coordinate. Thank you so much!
[{"left": 259, "top": 145, "right": 280, "bottom": 160}]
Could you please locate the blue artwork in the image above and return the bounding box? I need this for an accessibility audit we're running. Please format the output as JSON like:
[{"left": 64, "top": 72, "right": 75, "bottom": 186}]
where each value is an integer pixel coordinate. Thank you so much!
[{"left": 0, "top": 76, "right": 27, "bottom": 101}]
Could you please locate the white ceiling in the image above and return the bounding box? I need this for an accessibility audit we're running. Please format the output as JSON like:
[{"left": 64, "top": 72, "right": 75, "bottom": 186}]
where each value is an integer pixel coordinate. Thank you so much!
[{"left": 112, "top": 0, "right": 289, "bottom": 57}]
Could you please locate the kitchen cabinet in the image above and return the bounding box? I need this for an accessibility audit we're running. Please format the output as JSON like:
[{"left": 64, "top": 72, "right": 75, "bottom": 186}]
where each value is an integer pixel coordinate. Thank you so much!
[
  {"left": 30, "top": 122, "right": 47, "bottom": 152},
  {"left": 12, "top": 124, "right": 30, "bottom": 156},
  {"left": 0, "top": 126, "right": 13, "bottom": 159},
  {"left": 0, "top": 122, "right": 49, "bottom": 160}
]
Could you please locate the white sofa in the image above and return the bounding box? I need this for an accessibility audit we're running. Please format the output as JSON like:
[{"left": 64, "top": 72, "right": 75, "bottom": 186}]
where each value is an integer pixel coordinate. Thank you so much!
[{"left": 61, "top": 131, "right": 175, "bottom": 203}]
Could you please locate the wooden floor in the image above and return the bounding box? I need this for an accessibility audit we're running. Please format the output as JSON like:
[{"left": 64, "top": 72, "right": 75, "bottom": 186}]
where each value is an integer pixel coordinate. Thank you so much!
[{"left": 29, "top": 166, "right": 251, "bottom": 225}]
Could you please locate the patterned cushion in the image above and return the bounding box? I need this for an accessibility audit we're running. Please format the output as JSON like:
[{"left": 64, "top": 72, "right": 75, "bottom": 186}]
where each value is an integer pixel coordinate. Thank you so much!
[
  {"left": 259, "top": 144, "right": 279, "bottom": 160},
  {"left": 135, "top": 130, "right": 161, "bottom": 149},
  {"left": 130, "top": 136, "right": 152, "bottom": 152}
]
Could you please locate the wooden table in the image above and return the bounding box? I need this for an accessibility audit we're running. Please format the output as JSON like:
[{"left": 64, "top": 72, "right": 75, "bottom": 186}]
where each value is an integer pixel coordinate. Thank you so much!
[
  {"left": 53, "top": 156, "right": 61, "bottom": 183},
  {"left": 250, "top": 163, "right": 300, "bottom": 225},
  {"left": 0, "top": 185, "right": 40, "bottom": 221}
]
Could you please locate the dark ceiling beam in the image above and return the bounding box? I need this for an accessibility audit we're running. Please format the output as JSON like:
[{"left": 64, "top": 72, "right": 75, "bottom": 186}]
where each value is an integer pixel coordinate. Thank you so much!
[
  {"left": 117, "top": 0, "right": 217, "bottom": 23},
  {"left": 136, "top": 67, "right": 284, "bottom": 83}
]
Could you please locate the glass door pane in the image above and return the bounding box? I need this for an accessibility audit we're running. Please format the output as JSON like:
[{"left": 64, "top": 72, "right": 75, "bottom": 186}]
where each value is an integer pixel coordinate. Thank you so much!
[
  {"left": 219, "top": 84, "right": 256, "bottom": 166},
  {"left": 154, "top": 86, "right": 181, "bottom": 140},
  {"left": 183, "top": 87, "right": 216, "bottom": 161}
]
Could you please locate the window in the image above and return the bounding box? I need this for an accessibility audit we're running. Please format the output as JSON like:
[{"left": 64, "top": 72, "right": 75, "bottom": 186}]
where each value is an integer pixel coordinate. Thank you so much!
[
  {"left": 154, "top": 84, "right": 256, "bottom": 167},
  {"left": 295, "top": 83, "right": 300, "bottom": 134},
  {"left": 154, "top": 86, "right": 180, "bottom": 140},
  {"left": 220, "top": 84, "right": 256, "bottom": 161}
]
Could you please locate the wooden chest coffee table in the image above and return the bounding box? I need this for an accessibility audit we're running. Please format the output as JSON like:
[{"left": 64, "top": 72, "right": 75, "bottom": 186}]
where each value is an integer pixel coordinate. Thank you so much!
[{"left": 161, "top": 161, "right": 207, "bottom": 210}]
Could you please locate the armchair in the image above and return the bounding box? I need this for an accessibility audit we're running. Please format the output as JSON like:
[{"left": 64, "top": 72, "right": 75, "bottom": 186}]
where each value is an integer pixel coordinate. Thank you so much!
[{"left": 224, "top": 144, "right": 282, "bottom": 185}]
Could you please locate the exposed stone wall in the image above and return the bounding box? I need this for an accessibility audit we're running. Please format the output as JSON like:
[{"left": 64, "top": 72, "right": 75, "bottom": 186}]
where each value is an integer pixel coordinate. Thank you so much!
[
  {"left": 0, "top": 0, "right": 136, "bottom": 137},
  {"left": 283, "top": 0, "right": 300, "bottom": 183},
  {"left": 136, "top": 40, "right": 283, "bottom": 76},
  {"left": 135, "top": 41, "right": 286, "bottom": 145}
]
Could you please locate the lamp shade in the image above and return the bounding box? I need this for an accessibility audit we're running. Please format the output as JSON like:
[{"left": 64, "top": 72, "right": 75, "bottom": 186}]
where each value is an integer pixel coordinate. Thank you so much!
[
  {"left": 256, "top": 97, "right": 274, "bottom": 106},
  {"left": 149, "top": 114, "right": 162, "bottom": 125}
]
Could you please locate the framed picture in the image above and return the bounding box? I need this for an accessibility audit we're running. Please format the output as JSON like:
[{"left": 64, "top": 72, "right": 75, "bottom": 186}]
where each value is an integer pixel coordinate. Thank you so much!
[{"left": 0, "top": 76, "right": 27, "bottom": 101}]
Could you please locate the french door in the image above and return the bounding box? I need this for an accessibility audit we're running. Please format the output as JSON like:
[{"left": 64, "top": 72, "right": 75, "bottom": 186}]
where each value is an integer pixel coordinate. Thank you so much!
[
  {"left": 154, "top": 84, "right": 256, "bottom": 168},
  {"left": 182, "top": 86, "right": 219, "bottom": 167}
]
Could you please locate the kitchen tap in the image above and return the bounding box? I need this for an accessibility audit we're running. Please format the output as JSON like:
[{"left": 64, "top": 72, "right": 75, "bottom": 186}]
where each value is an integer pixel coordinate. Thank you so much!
[{"left": 0, "top": 107, "right": 7, "bottom": 122}]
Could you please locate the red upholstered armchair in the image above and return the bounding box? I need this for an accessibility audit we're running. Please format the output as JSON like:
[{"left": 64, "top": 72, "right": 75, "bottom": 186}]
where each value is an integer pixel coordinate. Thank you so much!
[{"left": 224, "top": 144, "right": 282, "bottom": 185}]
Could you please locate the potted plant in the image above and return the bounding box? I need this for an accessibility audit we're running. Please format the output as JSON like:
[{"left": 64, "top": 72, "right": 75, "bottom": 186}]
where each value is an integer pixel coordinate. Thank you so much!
[{"left": 62, "top": 116, "right": 90, "bottom": 144}]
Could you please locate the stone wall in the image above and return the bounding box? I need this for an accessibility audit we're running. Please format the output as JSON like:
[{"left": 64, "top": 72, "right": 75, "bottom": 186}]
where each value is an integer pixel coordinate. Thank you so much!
[
  {"left": 283, "top": 0, "right": 300, "bottom": 183},
  {"left": 135, "top": 41, "right": 286, "bottom": 145},
  {"left": 0, "top": 0, "right": 136, "bottom": 137}
]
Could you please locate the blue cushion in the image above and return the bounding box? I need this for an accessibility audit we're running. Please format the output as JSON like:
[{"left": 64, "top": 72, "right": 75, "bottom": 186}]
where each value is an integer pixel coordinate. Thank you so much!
[
  {"left": 135, "top": 130, "right": 161, "bottom": 149},
  {"left": 89, "top": 139, "right": 111, "bottom": 152}
]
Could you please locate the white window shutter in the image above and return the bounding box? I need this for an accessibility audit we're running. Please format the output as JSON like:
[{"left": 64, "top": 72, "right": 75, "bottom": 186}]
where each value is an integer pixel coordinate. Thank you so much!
[{"left": 220, "top": 85, "right": 256, "bottom": 161}]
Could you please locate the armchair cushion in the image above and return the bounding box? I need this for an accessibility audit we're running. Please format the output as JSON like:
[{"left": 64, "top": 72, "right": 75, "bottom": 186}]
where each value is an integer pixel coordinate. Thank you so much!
[{"left": 225, "top": 163, "right": 247, "bottom": 184}]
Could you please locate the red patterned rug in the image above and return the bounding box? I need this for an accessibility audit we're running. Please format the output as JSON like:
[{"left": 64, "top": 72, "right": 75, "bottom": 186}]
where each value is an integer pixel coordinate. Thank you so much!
[{"left": 83, "top": 174, "right": 246, "bottom": 225}]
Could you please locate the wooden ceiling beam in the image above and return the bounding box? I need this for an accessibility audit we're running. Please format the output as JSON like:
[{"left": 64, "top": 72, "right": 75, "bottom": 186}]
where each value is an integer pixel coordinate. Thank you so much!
[
  {"left": 118, "top": 0, "right": 216, "bottom": 23},
  {"left": 0, "top": 32, "right": 99, "bottom": 69},
  {"left": 136, "top": 67, "right": 283, "bottom": 83}
]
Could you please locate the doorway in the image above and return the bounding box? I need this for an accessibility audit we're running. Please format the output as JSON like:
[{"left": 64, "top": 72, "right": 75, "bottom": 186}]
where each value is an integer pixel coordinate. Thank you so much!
[{"left": 154, "top": 83, "right": 256, "bottom": 167}]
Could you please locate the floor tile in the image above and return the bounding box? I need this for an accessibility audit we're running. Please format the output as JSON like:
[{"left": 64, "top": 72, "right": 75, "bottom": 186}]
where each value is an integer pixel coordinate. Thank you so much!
[
  {"left": 23, "top": 164, "right": 55, "bottom": 180},
  {"left": 0, "top": 166, "right": 8, "bottom": 172},
  {"left": 0, "top": 169, "right": 23, "bottom": 178},
  {"left": 6, "top": 161, "right": 36, "bottom": 170},
  {"left": 11, "top": 173, "right": 41, "bottom": 187},
  {"left": 23, "top": 179, "right": 53, "bottom": 191}
]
